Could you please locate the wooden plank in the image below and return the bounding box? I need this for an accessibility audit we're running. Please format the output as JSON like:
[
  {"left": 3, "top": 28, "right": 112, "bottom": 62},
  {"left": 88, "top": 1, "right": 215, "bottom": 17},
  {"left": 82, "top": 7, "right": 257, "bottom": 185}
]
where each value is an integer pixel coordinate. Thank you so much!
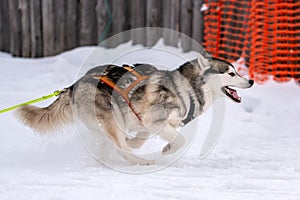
[
  {"left": 95, "top": 0, "right": 108, "bottom": 45},
  {"left": 42, "top": 0, "right": 55, "bottom": 56},
  {"left": 8, "top": 0, "right": 22, "bottom": 57},
  {"left": 168, "top": 0, "right": 180, "bottom": 47},
  {"left": 192, "top": 0, "right": 204, "bottom": 52},
  {"left": 131, "top": 0, "right": 146, "bottom": 45},
  {"left": 110, "top": 0, "right": 128, "bottom": 47},
  {"left": 19, "top": 0, "right": 31, "bottom": 57},
  {"left": 65, "top": 0, "right": 78, "bottom": 50},
  {"left": 2, "top": 0, "right": 11, "bottom": 52},
  {"left": 123, "top": 0, "right": 131, "bottom": 43},
  {"left": 181, "top": 0, "right": 193, "bottom": 52},
  {"left": 79, "top": 0, "right": 97, "bottom": 46},
  {"left": 0, "top": 0, "right": 3, "bottom": 50},
  {"left": 95, "top": 0, "right": 114, "bottom": 46},
  {"left": 162, "top": 0, "right": 171, "bottom": 46},
  {"left": 30, "top": 0, "right": 43, "bottom": 57},
  {"left": 54, "top": 0, "right": 66, "bottom": 54},
  {"left": 145, "top": 0, "right": 162, "bottom": 47}
]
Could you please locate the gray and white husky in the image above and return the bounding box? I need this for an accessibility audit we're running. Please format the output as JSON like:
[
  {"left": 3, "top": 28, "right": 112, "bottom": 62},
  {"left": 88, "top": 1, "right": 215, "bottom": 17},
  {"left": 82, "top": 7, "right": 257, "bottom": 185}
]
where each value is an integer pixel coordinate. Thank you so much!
[{"left": 16, "top": 53, "right": 254, "bottom": 165}]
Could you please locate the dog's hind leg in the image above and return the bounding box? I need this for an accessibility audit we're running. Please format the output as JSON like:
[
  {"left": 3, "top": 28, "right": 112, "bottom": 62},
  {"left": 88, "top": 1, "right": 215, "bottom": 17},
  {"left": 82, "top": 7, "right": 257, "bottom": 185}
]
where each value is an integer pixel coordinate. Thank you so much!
[
  {"left": 103, "top": 123, "right": 154, "bottom": 165},
  {"left": 126, "top": 132, "right": 149, "bottom": 149},
  {"left": 159, "top": 124, "right": 185, "bottom": 155}
]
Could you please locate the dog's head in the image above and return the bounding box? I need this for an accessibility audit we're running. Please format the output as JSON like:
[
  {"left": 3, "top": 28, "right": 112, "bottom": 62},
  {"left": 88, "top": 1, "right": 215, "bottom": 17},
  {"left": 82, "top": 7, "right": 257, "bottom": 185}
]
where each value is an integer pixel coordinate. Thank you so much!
[{"left": 197, "top": 53, "right": 254, "bottom": 103}]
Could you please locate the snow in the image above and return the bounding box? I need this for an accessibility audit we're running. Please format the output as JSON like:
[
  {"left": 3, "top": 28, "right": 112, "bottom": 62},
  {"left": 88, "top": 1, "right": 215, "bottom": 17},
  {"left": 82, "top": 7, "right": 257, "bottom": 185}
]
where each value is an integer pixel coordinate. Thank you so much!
[
  {"left": 201, "top": 3, "right": 209, "bottom": 12},
  {"left": 1, "top": 41, "right": 300, "bottom": 200}
]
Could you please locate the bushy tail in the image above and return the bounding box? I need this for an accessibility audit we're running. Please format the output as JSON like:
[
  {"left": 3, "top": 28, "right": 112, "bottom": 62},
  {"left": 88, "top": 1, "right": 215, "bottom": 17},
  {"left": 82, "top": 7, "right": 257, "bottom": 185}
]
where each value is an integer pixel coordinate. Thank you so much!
[{"left": 15, "top": 88, "right": 73, "bottom": 133}]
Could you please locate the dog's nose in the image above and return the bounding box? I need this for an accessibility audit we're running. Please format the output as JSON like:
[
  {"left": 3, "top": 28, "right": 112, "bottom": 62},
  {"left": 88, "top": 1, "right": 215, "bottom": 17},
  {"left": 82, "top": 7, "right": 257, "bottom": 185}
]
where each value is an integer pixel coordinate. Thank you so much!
[{"left": 249, "top": 79, "right": 254, "bottom": 86}]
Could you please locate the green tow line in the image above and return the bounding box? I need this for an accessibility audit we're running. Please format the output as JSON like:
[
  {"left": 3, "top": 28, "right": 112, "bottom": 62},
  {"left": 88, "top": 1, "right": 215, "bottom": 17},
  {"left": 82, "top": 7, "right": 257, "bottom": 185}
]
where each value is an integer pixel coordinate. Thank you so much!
[{"left": 0, "top": 90, "right": 61, "bottom": 114}]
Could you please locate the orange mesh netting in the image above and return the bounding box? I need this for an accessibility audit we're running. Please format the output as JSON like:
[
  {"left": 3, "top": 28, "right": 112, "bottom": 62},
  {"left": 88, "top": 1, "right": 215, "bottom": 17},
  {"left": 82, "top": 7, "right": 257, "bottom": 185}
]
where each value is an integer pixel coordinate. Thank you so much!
[{"left": 203, "top": 0, "right": 300, "bottom": 84}]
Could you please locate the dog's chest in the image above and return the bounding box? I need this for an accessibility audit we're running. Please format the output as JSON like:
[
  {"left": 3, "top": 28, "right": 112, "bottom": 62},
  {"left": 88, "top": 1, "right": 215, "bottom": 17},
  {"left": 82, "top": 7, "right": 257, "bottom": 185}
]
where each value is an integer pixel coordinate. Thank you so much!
[{"left": 200, "top": 84, "right": 214, "bottom": 111}]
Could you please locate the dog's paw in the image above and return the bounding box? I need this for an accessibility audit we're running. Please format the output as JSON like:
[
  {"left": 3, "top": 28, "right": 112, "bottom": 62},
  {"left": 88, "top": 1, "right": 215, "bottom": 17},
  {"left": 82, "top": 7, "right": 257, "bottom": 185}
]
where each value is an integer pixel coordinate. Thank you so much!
[
  {"left": 162, "top": 142, "right": 183, "bottom": 155},
  {"left": 137, "top": 159, "right": 155, "bottom": 166},
  {"left": 162, "top": 143, "right": 172, "bottom": 155}
]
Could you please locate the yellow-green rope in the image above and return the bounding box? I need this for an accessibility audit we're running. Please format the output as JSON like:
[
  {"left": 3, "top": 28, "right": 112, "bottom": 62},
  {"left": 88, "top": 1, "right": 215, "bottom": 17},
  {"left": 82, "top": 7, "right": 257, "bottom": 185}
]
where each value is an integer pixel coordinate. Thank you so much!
[{"left": 0, "top": 90, "right": 61, "bottom": 114}]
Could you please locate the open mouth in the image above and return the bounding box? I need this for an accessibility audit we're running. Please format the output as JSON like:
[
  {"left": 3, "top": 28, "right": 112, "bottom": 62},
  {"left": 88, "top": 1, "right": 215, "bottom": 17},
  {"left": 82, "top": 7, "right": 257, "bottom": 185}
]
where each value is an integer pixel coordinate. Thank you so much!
[{"left": 222, "top": 86, "right": 242, "bottom": 103}]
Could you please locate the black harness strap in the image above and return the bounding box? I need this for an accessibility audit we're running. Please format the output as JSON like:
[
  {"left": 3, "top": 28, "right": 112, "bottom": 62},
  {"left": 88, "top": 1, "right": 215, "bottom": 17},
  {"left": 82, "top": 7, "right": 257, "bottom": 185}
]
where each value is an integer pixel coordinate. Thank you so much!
[
  {"left": 168, "top": 72, "right": 196, "bottom": 126},
  {"left": 97, "top": 65, "right": 149, "bottom": 122},
  {"left": 182, "top": 94, "right": 196, "bottom": 125}
]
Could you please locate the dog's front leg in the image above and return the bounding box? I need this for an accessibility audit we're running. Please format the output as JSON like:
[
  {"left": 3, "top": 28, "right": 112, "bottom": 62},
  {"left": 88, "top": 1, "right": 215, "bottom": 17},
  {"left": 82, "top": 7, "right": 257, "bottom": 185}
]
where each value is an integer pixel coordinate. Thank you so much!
[{"left": 159, "top": 124, "right": 185, "bottom": 155}]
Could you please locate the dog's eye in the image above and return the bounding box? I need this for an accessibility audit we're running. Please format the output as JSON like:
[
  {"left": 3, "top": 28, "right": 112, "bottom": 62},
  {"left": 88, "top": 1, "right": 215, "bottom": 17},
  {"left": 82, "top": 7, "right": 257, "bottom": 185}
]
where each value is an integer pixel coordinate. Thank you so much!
[{"left": 229, "top": 72, "right": 235, "bottom": 77}]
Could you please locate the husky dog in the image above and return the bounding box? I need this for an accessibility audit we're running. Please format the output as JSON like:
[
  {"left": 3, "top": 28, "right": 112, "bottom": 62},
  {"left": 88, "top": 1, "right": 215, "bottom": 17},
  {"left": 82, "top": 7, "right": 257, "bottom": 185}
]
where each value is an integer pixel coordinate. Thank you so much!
[{"left": 15, "top": 53, "right": 254, "bottom": 165}]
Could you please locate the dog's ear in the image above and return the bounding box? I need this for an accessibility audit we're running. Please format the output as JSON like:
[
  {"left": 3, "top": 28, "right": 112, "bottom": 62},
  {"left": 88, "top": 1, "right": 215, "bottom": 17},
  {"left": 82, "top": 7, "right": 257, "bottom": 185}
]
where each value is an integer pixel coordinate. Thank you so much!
[{"left": 197, "top": 52, "right": 211, "bottom": 71}]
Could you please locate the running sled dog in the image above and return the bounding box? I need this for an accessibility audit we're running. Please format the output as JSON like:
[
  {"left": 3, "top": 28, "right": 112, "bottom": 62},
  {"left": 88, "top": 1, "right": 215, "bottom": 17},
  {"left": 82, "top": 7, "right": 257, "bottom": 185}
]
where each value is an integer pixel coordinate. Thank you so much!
[{"left": 16, "top": 53, "right": 254, "bottom": 165}]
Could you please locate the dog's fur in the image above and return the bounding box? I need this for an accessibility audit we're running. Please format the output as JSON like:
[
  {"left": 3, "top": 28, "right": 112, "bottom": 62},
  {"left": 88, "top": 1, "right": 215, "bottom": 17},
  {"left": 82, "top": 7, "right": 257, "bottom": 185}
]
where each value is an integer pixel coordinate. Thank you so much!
[{"left": 15, "top": 53, "right": 253, "bottom": 165}]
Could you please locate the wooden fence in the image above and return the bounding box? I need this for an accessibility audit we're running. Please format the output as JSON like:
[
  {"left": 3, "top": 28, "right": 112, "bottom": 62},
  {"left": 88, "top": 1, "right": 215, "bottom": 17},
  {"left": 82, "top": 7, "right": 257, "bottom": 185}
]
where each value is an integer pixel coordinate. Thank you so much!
[{"left": 0, "top": 0, "right": 204, "bottom": 58}]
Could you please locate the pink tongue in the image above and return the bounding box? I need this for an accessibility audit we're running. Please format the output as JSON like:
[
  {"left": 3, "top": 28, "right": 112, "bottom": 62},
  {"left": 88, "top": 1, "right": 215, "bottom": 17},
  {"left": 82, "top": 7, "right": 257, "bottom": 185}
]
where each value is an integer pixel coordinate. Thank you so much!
[{"left": 231, "top": 90, "right": 239, "bottom": 99}]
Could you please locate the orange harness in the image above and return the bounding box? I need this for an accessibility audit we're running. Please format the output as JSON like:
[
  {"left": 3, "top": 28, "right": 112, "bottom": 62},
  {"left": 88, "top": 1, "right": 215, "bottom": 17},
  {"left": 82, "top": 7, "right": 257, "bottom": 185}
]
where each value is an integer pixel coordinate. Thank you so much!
[{"left": 96, "top": 65, "right": 149, "bottom": 122}]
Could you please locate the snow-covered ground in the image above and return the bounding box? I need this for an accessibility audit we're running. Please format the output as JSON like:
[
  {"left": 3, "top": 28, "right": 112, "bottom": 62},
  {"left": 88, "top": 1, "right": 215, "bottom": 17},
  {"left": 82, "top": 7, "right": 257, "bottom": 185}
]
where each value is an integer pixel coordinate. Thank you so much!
[{"left": 1, "top": 42, "right": 300, "bottom": 200}]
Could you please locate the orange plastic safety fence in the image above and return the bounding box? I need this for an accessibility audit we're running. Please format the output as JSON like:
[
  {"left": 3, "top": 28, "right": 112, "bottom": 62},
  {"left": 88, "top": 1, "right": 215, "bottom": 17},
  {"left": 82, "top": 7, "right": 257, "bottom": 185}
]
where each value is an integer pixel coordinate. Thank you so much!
[{"left": 203, "top": 0, "right": 300, "bottom": 85}]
